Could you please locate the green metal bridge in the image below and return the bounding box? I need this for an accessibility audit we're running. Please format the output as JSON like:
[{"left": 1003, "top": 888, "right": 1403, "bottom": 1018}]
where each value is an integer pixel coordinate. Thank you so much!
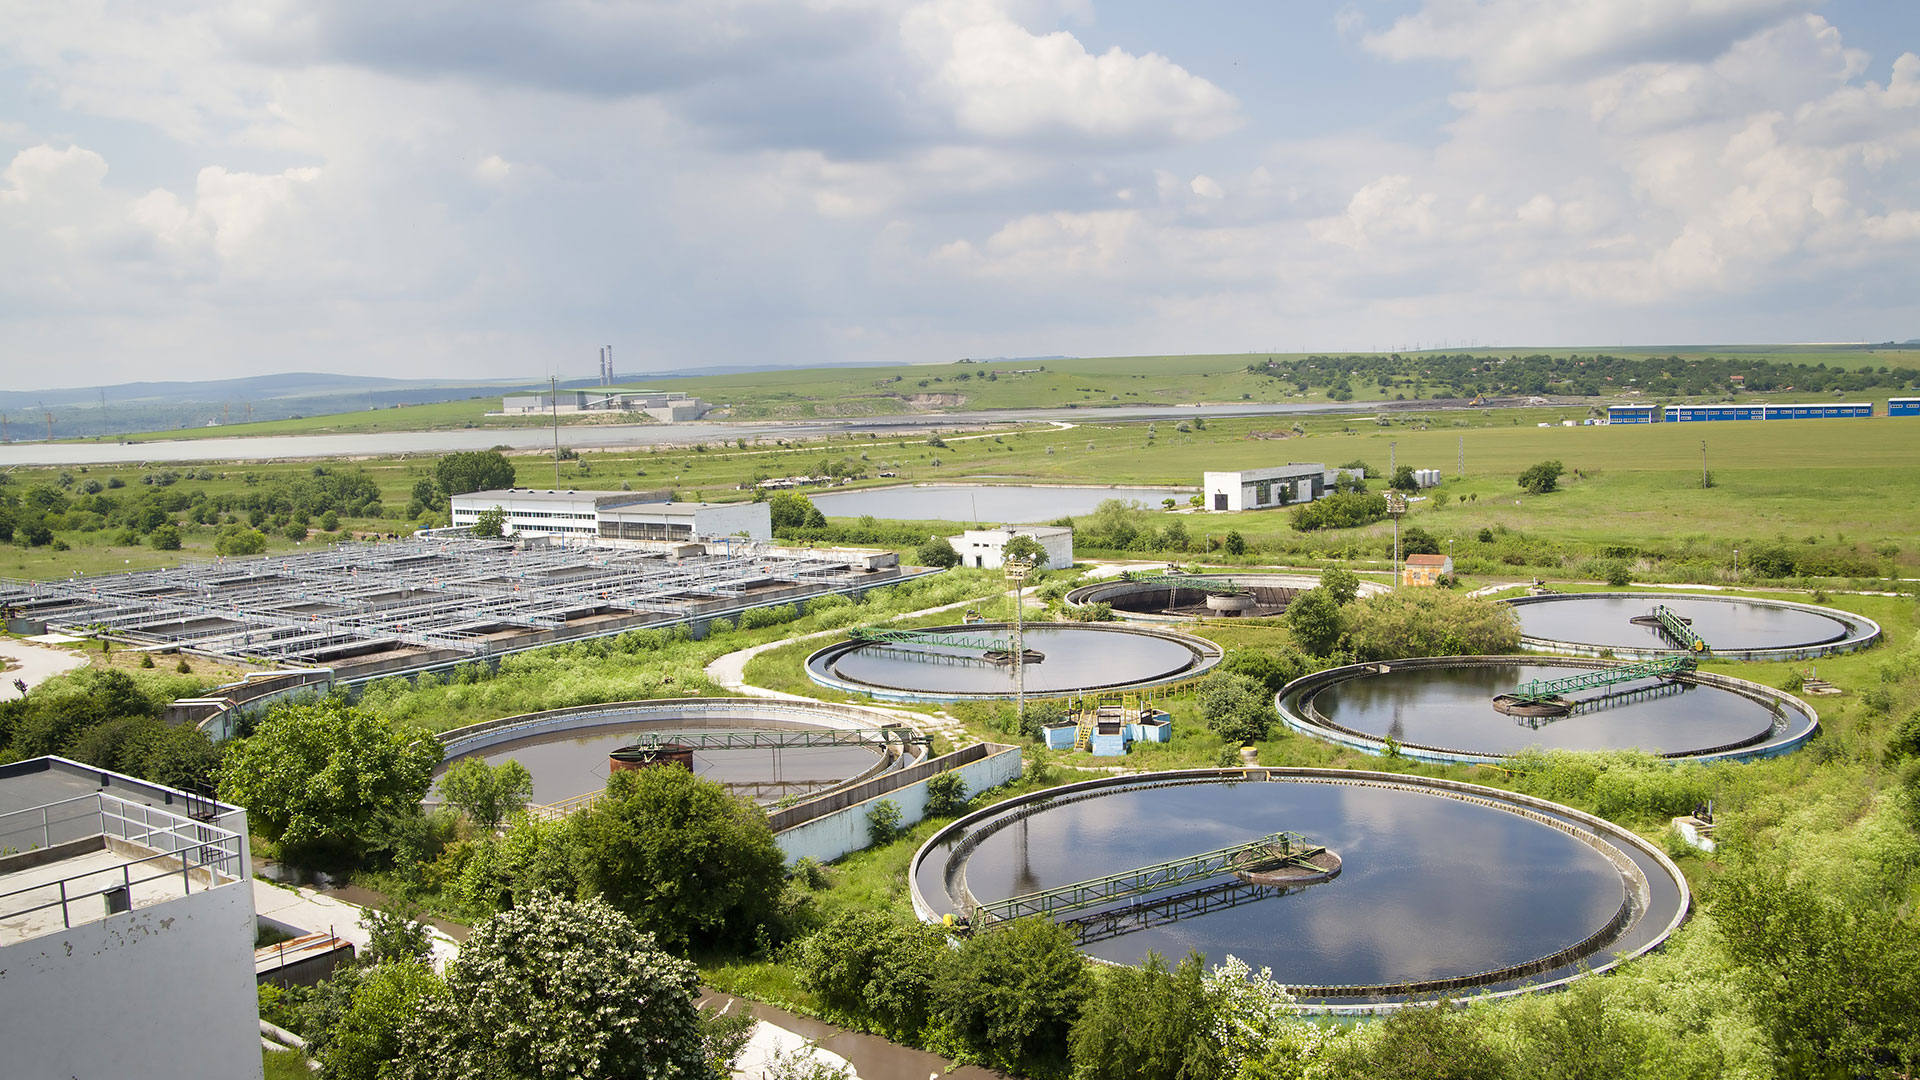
[
  {"left": 847, "top": 626, "right": 1012, "bottom": 652},
  {"left": 1648, "top": 605, "right": 1710, "bottom": 653},
  {"left": 1122, "top": 573, "right": 1254, "bottom": 595},
  {"left": 969, "top": 831, "right": 1324, "bottom": 925},
  {"left": 614, "top": 728, "right": 931, "bottom": 751},
  {"left": 1508, "top": 654, "right": 1697, "bottom": 706}
]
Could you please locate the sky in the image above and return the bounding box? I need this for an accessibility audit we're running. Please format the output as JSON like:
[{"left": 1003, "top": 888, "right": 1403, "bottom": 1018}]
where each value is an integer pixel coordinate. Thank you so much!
[{"left": 3, "top": 0, "right": 1918, "bottom": 389}]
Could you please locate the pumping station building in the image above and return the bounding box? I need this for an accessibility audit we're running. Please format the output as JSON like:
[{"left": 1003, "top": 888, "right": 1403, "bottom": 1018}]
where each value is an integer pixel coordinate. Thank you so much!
[{"left": 1202, "top": 464, "right": 1360, "bottom": 511}]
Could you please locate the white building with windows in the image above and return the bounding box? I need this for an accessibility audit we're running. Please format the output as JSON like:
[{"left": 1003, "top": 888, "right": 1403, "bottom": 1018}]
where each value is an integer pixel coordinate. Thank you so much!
[
  {"left": 450, "top": 488, "right": 669, "bottom": 538},
  {"left": 598, "top": 501, "right": 772, "bottom": 542},
  {"left": 0, "top": 757, "right": 260, "bottom": 1080},
  {"left": 952, "top": 525, "right": 1074, "bottom": 570},
  {"left": 1202, "top": 464, "right": 1358, "bottom": 512}
]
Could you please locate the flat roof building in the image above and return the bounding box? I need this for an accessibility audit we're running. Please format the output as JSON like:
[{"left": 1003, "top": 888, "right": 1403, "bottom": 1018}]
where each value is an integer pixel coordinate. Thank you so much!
[
  {"left": 598, "top": 500, "right": 773, "bottom": 542},
  {"left": 953, "top": 525, "right": 1073, "bottom": 570},
  {"left": 450, "top": 488, "right": 671, "bottom": 538},
  {"left": 0, "top": 757, "right": 260, "bottom": 1080},
  {"left": 1202, "top": 464, "right": 1356, "bottom": 512}
]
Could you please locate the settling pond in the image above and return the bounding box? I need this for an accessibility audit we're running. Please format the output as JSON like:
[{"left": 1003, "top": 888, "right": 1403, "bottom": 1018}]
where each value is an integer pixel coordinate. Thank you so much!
[
  {"left": 808, "top": 484, "right": 1186, "bottom": 522},
  {"left": 913, "top": 770, "right": 1688, "bottom": 1010},
  {"left": 1279, "top": 657, "right": 1816, "bottom": 763},
  {"left": 807, "top": 623, "right": 1221, "bottom": 702},
  {"left": 1505, "top": 592, "right": 1879, "bottom": 661}
]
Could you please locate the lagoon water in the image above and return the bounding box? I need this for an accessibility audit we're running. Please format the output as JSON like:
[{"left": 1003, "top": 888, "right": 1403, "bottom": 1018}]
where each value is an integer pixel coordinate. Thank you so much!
[
  {"left": 1511, "top": 594, "right": 1851, "bottom": 651},
  {"left": 809, "top": 484, "right": 1186, "bottom": 522},
  {"left": 459, "top": 728, "right": 881, "bottom": 805},
  {"left": 821, "top": 625, "right": 1206, "bottom": 696},
  {"left": 923, "top": 779, "right": 1632, "bottom": 992}
]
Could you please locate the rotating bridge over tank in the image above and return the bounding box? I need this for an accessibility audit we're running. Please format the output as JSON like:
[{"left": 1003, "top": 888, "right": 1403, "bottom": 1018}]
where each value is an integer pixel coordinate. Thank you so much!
[
  {"left": 911, "top": 768, "right": 1690, "bottom": 1013},
  {"left": 1503, "top": 592, "right": 1878, "bottom": 661},
  {"left": 1066, "top": 573, "right": 1381, "bottom": 622}
]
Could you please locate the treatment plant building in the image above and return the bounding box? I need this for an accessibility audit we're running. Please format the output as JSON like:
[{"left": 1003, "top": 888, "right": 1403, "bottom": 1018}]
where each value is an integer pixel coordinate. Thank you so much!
[
  {"left": 450, "top": 489, "right": 772, "bottom": 542},
  {"left": 1203, "top": 464, "right": 1359, "bottom": 512}
]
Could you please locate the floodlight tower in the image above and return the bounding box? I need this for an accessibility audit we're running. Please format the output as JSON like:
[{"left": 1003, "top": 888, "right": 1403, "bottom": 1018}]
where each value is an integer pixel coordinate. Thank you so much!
[{"left": 1005, "top": 555, "right": 1034, "bottom": 718}]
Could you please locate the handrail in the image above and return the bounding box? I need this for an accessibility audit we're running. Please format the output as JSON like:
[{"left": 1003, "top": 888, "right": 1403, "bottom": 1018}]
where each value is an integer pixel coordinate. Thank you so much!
[{"left": 0, "top": 793, "right": 243, "bottom": 932}]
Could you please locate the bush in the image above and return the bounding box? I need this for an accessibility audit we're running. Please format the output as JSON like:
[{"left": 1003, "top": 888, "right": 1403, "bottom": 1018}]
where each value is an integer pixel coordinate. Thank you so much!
[
  {"left": 148, "top": 524, "right": 181, "bottom": 550},
  {"left": 1198, "top": 672, "right": 1276, "bottom": 745},
  {"left": 916, "top": 535, "right": 960, "bottom": 568},
  {"left": 1291, "top": 492, "right": 1388, "bottom": 532},
  {"left": 1342, "top": 590, "right": 1521, "bottom": 660},
  {"left": 933, "top": 918, "right": 1090, "bottom": 1076},
  {"left": 865, "top": 799, "right": 904, "bottom": 847},
  {"left": 213, "top": 525, "right": 268, "bottom": 556},
  {"left": 1517, "top": 460, "right": 1565, "bottom": 494},
  {"left": 924, "top": 771, "right": 968, "bottom": 817},
  {"left": 1286, "top": 587, "right": 1345, "bottom": 655}
]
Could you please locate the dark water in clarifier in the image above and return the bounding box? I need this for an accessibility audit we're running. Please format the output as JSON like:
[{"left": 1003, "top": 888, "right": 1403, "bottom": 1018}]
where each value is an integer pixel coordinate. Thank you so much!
[
  {"left": 1512, "top": 595, "right": 1851, "bottom": 650},
  {"left": 1312, "top": 663, "right": 1781, "bottom": 756},
  {"left": 930, "top": 781, "right": 1625, "bottom": 990},
  {"left": 808, "top": 484, "right": 1185, "bottom": 522},
  {"left": 827, "top": 625, "right": 1203, "bottom": 695},
  {"left": 453, "top": 728, "right": 881, "bottom": 805}
]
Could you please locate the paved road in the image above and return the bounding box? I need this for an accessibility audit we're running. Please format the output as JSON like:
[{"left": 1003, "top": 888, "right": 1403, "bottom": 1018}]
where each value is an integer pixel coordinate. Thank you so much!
[{"left": 0, "top": 638, "right": 89, "bottom": 700}]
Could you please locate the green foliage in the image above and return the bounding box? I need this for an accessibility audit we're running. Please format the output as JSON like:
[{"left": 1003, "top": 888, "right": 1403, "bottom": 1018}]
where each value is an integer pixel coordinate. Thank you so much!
[
  {"left": 0, "top": 667, "right": 218, "bottom": 791},
  {"left": 1290, "top": 491, "right": 1388, "bottom": 531},
  {"left": 1316, "top": 1002, "right": 1509, "bottom": 1080},
  {"left": 436, "top": 756, "right": 533, "bottom": 828},
  {"left": 792, "top": 912, "right": 947, "bottom": 1040},
  {"left": 1197, "top": 671, "right": 1276, "bottom": 746},
  {"left": 1224, "top": 530, "right": 1247, "bottom": 555},
  {"left": 1285, "top": 587, "right": 1345, "bottom": 656},
  {"left": 769, "top": 491, "right": 827, "bottom": 532},
  {"left": 923, "top": 771, "right": 969, "bottom": 817},
  {"left": 1517, "top": 459, "right": 1565, "bottom": 495},
  {"left": 309, "top": 961, "right": 443, "bottom": 1080},
  {"left": 147, "top": 523, "right": 181, "bottom": 550},
  {"left": 469, "top": 505, "right": 506, "bottom": 538},
  {"left": 1341, "top": 590, "right": 1521, "bottom": 660},
  {"left": 865, "top": 799, "right": 904, "bottom": 847},
  {"left": 933, "top": 917, "right": 1091, "bottom": 1076},
  {"left": 360, "top": 902, "right": 435, "bottom": 966},
  {"left": 1395, "top": 525, "right": 1441, "bottom": 556},
  {"left": 1389, "top": 465, "right": 1418, "bottom": 492},
  {"left": 433, "top": 450, "right": 515, "bottom": 498},
  {"left": 570, "top": 765, "right": 787, "bottom": 951},
  {"left": 1506, "top": 749, "right": 1711, "bottom": 822},
  {"left": 390, "top": 892, "right": 707, "bottom": 1080},
  {"left": 1601, "top": 559, "right": 1633, "bottom": 587},
  {"left": 1319, "top": 566, "right": 1360, "bottom": 604},
  {"left": 1069, "top": 951, "right": 1224, "bottom": 1080},
  {"left": 1216, "top": 647, "right": 1309, "bottom": 695},
  {"left": 214, "top": 524, "right": 268, "bottom": 555},
  {"left": 1002, "top": 533, "right": 1049, "bottom": 568},
  {"left": 218, "top": 699, "right": 440, "bottom": 865}
]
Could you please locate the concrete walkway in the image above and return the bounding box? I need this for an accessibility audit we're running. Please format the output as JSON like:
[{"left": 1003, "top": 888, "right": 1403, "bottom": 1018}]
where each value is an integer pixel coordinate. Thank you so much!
[
  {"left": 252, "top": 879, "right": 462, "bottom": 970},
  {"left": 0, "top": 638, "right": 90, "bottom": 701}
]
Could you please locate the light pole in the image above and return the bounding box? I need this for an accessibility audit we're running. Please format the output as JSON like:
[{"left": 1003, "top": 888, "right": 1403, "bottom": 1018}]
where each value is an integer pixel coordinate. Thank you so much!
[
  {"left": 1005, "top": 556, "right": 1033, "bottom": 719},
  {"left": 1701, "top": 439, "right": 1709, "bottom": 489},
  {"left": 1734, "top": 548, "right": 1740, "bottom": 581}
]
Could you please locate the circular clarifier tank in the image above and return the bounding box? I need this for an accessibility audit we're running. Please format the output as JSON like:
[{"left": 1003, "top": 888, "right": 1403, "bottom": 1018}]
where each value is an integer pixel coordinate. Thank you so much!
[
  {"left": 1504, "top": 592, "right": 1878, "bottom": 660},
  {"left": 1278, "top": 656, "right": 1817, "bottom": 764},
  {"left": 806, "top": 623, "right": 1221, "bottom": 702},
  {"left": 911, "top": 769, "right": 1689, "bottom": 1011},
  {"left": 434, "top": 699, "right": 917, "bottom": 808}
]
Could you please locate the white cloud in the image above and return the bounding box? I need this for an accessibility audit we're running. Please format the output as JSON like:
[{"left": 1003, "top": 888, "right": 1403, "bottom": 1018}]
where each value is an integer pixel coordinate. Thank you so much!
[{"left": 903, "top": 0, "right": 1240, "bottom": 147}]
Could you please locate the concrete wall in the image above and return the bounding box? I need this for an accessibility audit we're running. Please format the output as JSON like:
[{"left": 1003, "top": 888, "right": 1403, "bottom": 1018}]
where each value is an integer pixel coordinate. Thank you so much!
[
  {"left": 694, "top": 502, "right": 773, "bottom": 541},
  {"left": 0, "top": 881, "right": 263, "bottom": 1080},
  {"left": 773, "top": 743, "right": 1023, "bottom": 865}
]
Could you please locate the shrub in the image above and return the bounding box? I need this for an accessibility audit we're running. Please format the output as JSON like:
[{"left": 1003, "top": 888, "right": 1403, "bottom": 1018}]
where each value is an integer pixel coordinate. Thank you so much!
[
  {"left": 148, "top": 524, "right": 181, "bottom": 551},
  {"left": 916, "top": 535, "right": 960, "bottom": 568},
  {"left": 924, "top": 771, "right": 968, "bottom": 817},
  {"left": 1342, "top": 590, "right": 1521, "bottom": 660},
  {"left": 865, "top": 799, "right": 904, "bottom": 847},
  {"left": 1198, "top": 672, "right": 1276, "bottom": 745},
  {"left": 1517, "top": 460, "right": 1565, "bottom": 494}
]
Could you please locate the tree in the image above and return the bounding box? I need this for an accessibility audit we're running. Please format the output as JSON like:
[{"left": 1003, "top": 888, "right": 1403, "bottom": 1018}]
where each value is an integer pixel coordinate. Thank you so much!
[
  {"left": 1002, "top": 533, "right": 1049, "bottom": 569},
  {"left": 1390, "top": 465, "right": 1419, "bottom": 492},
  {"left": 1070, "top": 952, "right": 1224, "bottom": 1080},
  {"left": 866, "top": 799, "right": 904, "bottom": 846},
  {"left": 302, "top": 961, "right": 446, "bottom": 1080},
  {"left": 1319, "top": 566, "right": 1361, "bottom": 604},
  {"left": 1216, "top": 647, "right": 1309, "bottom": 695},
  {"left": 1198, "top": 672, "right": 1275, "bottom": 746},
  {"left": 434, "top": 450, "right": 516, "bottom": 498},
  {"left": 1516, "top": 460, "right": 1565, "bottom": 495},
  {"left": 1397, "top": 525, "right": 1441, "bottom": 557},
  {"left": 390, "top": 892, "right": 708, "bottom": 1080},
  {"left": 768, "top": 491, "right": 826, "bottom": 531},
  {"left": 218, "top": 700, "right": 440, "bottom": 864},
  {"left": 569, "top": 765, "right": 786, "bottom": 951},
  {"left": 470, "top": 505, "right": 506, "bottom": 538},
  {"left": 1341, "top": 591, "right": 1521, "bottom": 660},
  {"left": 437, "top": 757, "right": 534, "bottom": 829},
  {"left": 916, "top": 535, "right": 960, "bottom": 568},
  {"left": 1286, "top": 587, "right": 1345, "bottom": 655},
  {"left": 213, "top": 525, "right": 267, "bottom": 556},
  {"left": 791, "top": 910, "right": 947, "bottom": 1039},
  {"left": 147, "top": 524, "right": 181, "bottom": 550},
  {"left": 1224, "top": 530, "right": 1247, "bottom": 556},
  {"left": 933, "top": 917, "right": 1090, "bottom": 1076},
  {"left": 1316, "top": 1001, "right": 1510, "bottom": 1080}
]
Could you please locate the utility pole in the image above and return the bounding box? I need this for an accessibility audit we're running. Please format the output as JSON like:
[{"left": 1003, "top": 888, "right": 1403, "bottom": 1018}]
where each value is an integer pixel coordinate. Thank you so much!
[
  {"left": 551, "top": 375, "right": 562, "bottom": 488},
  {"left": 1006, "top": 556, "right": 1033, "bottom": 720},
  {"left": 1700, "top": 439, "right": 1709, "bottom": 489},
  {"left": 1458, "top": 434, "right": 1464, "bottom": 476}
]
